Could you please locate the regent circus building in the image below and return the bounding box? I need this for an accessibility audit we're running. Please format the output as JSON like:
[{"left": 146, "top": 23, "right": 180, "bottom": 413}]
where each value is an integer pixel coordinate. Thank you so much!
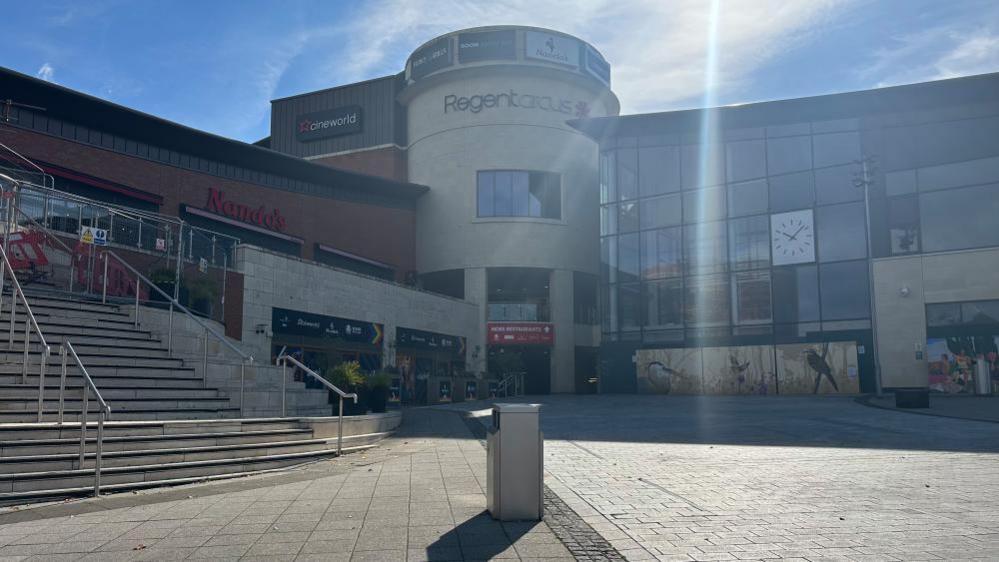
[{"left": 2, "top": 24, "right": 997, "bottom": 400}]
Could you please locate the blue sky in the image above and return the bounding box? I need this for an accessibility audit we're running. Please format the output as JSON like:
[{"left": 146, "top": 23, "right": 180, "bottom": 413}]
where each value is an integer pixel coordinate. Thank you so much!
[{"left": 5, "top": 0, "right": 998, "bottom": 143}]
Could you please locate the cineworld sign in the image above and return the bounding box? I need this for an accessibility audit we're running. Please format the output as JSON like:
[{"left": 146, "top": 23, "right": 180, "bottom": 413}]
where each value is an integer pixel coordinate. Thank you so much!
[
  {"left": 206, "top": 188, "right": 287, "bottom": 232},
  {"left": 295, "top": 106, "right": 363, "bottom": 142},
  {"left": 444, "top": 90, "right": 591, "bottom": 118}
]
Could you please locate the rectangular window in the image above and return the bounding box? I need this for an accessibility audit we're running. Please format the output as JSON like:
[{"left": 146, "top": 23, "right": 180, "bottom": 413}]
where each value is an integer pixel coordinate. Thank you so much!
[
  {"left": 767, "top": 135, "right": 812, "bottom": 176},
  {"left": 618, "top": 201, "right": 639, "bottom": 232},
  {"left": 819, "top": 260, "right": 870, "bottom": 321},
  {"left": 600, "top": 204, "right": 617, "bottom": 236},
  {"left": 815, "top": 164, "right": 863, "bottom": 205},
  {"left": 683, "top": 185, "right": 726, "bottom": 223},
  {"left": 813, "top": 131, "right": 860, "bottom": 168},
  {"left": 646, "top": 278, "right": 683, "bottom": 328},
  {"left": 639, "top": 146, "right": 681, "bottom": 195},
  {"left": 617, "top": 148, "right": 638, "bottom": 201},
  {"left": 619, "top": 283, "right": 643, "bottom": 331},
  {"left": 684, "top": 274, "right": 730, "bottom": 326},
  {"left": 726, "top": 139, "right": 767, "bottom": 182},
  {"left": 732, "top": 271, "right": 772, "bottom": 324},
  {"left": 769, "top": 171, "right": 815, "bottom": 212},
  {"left": 683, "top": 221, "right": 727, "bottom": 275},
  {"left": 477, "top": 170, "right": 561, "bottom": 219},
  {"left": 641, "top": 226, "right": 683, "bottom": 280},
  {"left": 681, "top": 144, "right": 725, "bottom": 189},
  {"left": 599, "top": 236, "right": 616, "bottom": 284},
  {"left": 617, "top": 233, "right": 640, "bottom": 283},
  {"left": 600, "top": 151, "right": 616, "bottom": 204},
  {"left": 817, "top": 202, "right": 867, "bottom": 262},
  {"left": 728, "top": 215, "right": 770, "bottom": 271},
  {"left": 887, "top": 196, "right": 920, "bottom": 255},
  {"left": 640, "top": 193, "right": 681, "bottom": 230},
  {"left": 773, "top": 265, "right": 820, "bottom": 323},
  {"left": 919, "top": 183, "right": 999, "bottom": 252},
  {"left": 728, "top": 179, "right": 768, "bottom": 217}
]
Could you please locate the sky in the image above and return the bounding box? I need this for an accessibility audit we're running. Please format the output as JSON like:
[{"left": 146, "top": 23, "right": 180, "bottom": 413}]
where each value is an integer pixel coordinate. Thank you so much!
[{"left": 4, "top": 0, "right": 998, "bottom": 143}]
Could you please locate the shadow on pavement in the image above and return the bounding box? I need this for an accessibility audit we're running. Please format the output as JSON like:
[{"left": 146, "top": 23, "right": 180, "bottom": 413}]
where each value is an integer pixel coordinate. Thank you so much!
[{"left": 426, "top": 510, "right": 539, "bottom": 560}]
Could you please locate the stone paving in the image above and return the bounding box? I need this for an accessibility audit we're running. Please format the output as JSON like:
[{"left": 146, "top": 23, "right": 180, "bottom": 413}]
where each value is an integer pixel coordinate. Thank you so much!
[
  {"left": 0, "top": 409, "right": 572, "bottom": 561},
  {"left": 462, "top": 395, "right": 999, "bottom": 561}
]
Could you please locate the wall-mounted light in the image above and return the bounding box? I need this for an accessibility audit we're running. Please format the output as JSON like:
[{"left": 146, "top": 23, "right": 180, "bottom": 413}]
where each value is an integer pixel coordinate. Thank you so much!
[
  {"left": 255, "top": 323, "right": 268, "bottom": 335},
  {"left": 899, "top": 285, "right": 911, "bottom": 297}
]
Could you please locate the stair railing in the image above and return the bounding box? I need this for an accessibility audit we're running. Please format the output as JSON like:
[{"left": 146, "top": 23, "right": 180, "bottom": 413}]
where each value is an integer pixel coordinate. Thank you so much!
[
  {"left": 277, "top": 353, "right": 357, "bottom": 456},
  {"left": 496, "top": 371, "right": 526, "bottom": 397},
  {"left": 100, "top": 249, "right": 254, "bottom": 414},
  {"left": 63, "top": 341, "right": 111, "bottom": 498},
  {"left": 0, "top": 243, "right": 52, "bottom": 421}
]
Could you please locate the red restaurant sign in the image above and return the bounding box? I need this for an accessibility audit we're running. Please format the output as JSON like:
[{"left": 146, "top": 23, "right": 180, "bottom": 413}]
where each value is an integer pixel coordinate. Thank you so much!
[
  {"left": 487, "top": 323, "right": 555, "bottom": 345},
  {"left": 206, "top": 187, "right": 287, "bottom": 232}
]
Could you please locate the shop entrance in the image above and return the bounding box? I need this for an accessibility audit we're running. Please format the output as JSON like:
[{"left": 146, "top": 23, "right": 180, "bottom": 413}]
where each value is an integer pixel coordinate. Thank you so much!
[{"left": 488, "top": 346, "right": 551, "bottom": 395}]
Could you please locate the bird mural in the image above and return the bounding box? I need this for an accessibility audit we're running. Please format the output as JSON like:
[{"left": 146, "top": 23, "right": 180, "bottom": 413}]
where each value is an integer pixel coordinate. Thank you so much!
[
  {"left": 804, "top": 343, "right": 839, "bottom": 394},
  {"left": 729, "top": 354, "right": 750, "bottom": 393},
  {"left": 644, "top": 361, "right": 676, "bottom": 394}
]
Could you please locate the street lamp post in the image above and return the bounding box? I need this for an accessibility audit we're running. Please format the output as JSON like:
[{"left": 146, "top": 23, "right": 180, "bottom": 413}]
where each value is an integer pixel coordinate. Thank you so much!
[{"left": 853, "top": 156, "right": 883, "bottom": 397}]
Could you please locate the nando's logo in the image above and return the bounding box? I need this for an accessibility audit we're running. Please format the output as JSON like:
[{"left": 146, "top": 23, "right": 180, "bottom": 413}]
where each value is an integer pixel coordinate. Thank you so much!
[{"left": 206, "top": 188, "right": 287, "bottom": 232}]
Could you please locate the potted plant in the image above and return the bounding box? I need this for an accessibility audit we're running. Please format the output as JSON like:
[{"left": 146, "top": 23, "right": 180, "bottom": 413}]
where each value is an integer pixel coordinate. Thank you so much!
[
  {"left": 186, "top": 277, "right": 218, "bottom": 316},
  {"left": 367, "top": 372, "right": 391, "bottom": 413},
  {"left": 326, "top": 361, "right": 367, "bottom": 415}
]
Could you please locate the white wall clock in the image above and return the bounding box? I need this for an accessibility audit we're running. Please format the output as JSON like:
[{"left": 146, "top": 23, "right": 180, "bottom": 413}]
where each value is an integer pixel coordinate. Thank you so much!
[{"left": 771, "top": 209, "right": 815, "bottom": 266}]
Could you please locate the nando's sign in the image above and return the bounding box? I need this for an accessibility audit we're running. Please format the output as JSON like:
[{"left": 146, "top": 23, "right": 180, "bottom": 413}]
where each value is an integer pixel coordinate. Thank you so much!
[{"left": 205, "top": 187, "right": 287, "bottom": 232}]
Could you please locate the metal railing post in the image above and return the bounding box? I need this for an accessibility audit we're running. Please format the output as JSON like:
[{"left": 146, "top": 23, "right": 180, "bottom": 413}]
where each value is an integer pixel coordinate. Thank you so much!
[
  {"left": 8, "top": 296, "right": 15, "bottom": 350},
  {"left": 79, "top": 389, "right": 88, "bottom": 468},
  {"left": 239, "top": 361, "right": 245, "bottom": 417},
  {"left": 167, "top": 302, "right": 174, "bottom": 353},
  {"left": 58, "top": 345, "right": 67, "bottom": 424},
  {"left": 21, "top": 311, "right": 29, "bottom": 383},
  {"left": 36, "top": 347, "right": 47, "bottom": 422},
  {"left": 95, "top": 410, "right": 104, "bottom": 497},
  {"left": 133, "top": 280, "right": 140, "bottom": 328},
  {"left": 281, "top": 358, "right": 287, "bottom": 418},
  {"left": 101, "top": 251, "right": 108, "bottom": 304},
  {"left": 202, "top": 328, "right": 209, "bottom": 388},
  {"left": 337, "top": 396, "right": 344, "bottom": 456}
]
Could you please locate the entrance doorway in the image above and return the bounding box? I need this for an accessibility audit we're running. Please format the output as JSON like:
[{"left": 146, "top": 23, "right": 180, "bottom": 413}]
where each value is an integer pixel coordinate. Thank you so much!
[{"left": 488, "top": 346, "right": 551, "bottom": 395}]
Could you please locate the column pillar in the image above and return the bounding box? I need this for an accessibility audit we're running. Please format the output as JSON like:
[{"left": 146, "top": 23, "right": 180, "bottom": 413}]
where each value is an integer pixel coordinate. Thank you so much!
[
  {"left": 464, "top": 267, "right": 489, "bottom": 376},
  {"left": 549, "top": 269, "right": 575, "bottom": 393}
]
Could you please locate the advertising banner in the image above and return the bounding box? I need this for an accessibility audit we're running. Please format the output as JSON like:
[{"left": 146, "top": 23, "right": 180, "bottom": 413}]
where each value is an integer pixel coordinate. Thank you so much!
[
  {"left": 458, "top": 29, "right": 516, "bottom": 63},
  {"left": 487, "top": 323, "right": 555, "bottom": 345},
  {"left": 410, "top": 36, "right": 453, "bottom": 80},
  {"left": 396, "top": 327, "right": 466, "bottom": 356},
  {"left": 524, "top": 31, "right": 580, "bottom": 68},
  {"left": 271, "top": 307, "right": 383, "bottom": 345},
  {"left": 295, "top": 106, "right": 363, "bottom": 142}
]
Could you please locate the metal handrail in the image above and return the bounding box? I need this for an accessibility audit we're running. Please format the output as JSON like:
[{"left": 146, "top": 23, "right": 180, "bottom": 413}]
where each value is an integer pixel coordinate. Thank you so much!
[
  {"left": 496, "top": 372, "right": 525, "bottom": 397},
  {"left": 62, "top": 341, "right": 110, "bottom": 498},
  {"left": 0, "top": 242, "right": 52, "bottom": 422},
  {"left": 277, "top": 353, "right": 357, "bottom": 455}
]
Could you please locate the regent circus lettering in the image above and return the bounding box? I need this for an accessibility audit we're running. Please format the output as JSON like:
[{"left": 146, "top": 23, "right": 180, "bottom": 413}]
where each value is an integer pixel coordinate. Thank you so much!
[
  {"left": 444, "top": 90, "right": 590, "bottom": 118},
  {"left": 206, "top": 188, "right": 287, "bottom": 232}
]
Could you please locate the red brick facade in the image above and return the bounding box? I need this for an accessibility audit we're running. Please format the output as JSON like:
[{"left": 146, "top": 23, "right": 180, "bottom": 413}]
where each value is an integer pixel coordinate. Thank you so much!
[
  {"left": 311, "top": 146, "right": 408, "bottom": 183},
  {"left": 4, "top": 127, "right": 417, "bottom": 279}
]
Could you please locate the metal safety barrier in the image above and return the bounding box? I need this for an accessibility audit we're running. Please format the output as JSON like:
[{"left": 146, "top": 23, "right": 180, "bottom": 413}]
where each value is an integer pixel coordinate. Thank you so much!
[
  {"left": 61, "top": 341, "right": 111, "bottom": 498},
  {"left": 276, "top": 353, "right": 357, "bottom": 456}
]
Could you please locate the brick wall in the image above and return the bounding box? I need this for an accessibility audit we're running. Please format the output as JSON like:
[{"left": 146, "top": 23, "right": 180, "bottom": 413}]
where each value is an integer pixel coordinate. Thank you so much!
[{"left": 311, "top": 146, "right": 408, "bottom": 182}]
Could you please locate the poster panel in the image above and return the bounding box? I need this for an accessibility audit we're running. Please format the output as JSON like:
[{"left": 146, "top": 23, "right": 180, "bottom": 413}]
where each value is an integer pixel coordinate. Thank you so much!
[
  {"left": 776, "top": 342, "right": 859, "bottom": 394},
  {"left": 701, "top": 345, "right": 776, "bottom": 395},
  {"left": 927, "top": 336, "right": 998, "bottom": 394},
  {"left": 635, "top": 348, "right": 702, "bottom": 394}
]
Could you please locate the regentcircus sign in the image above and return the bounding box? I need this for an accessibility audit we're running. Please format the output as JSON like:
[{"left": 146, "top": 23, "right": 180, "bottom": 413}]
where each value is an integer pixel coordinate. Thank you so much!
[
  {"left": 295, "top": 106, "right": 363, "bottom": 142},
  {"left": 443, "top": 90, "right": 591, "bottom": 118}
]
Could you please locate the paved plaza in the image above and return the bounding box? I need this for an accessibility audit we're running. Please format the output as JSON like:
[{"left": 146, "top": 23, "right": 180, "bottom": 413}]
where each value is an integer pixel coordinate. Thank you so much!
[{"left": 1, "top": 396, "right": 999, "bottom": 561}]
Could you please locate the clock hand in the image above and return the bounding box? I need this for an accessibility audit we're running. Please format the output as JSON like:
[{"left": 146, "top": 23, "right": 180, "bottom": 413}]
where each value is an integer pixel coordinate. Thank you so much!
[{"left": 787, "top": 224, "right": 806, "bottom": 240}]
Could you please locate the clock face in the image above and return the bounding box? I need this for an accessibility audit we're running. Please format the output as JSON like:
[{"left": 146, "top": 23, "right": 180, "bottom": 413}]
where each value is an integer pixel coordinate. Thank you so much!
[{"left": 770, "top": 210, "right": 815, "bottom": 266}]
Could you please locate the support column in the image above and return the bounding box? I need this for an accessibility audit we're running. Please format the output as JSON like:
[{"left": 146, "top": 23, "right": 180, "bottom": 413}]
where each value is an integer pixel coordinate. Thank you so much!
[
  {"left": 464, "top": 267, "right": 489, "bottom": 376},
  {"left": 549, "top": 269, "right": 575, "bottom": 393}
]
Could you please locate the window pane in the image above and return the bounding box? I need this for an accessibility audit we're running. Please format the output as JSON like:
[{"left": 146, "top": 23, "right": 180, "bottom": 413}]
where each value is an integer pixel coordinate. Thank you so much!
[
  {"left": 732, "top": 271, "right": 772, "bottom": 324},
  {"left": 617, "top": 148, "right": 638, "bottom": 201},
  {"left": 512, "top": 172, "right": 529, "bottom": 216},
  {"left": 600, "top": 205, "right": 617, "bottom": 236},
  {"left": 640, "top": 193, "right": 681, "bottom": 230},
  {"left": 817, "top": 202, "right": 867, "bottom": 262},
  {"left": 819, "top": 260, "right": 870, "bottom": 320},
  {"left": 618, "top": 233, "right": 640, "bottom": 283},
  {"left": 600, "top": 151, "right": 616, "bottom": 203},
  {"left": 493, "top": 171, "right": 513, "bottom": 215},
  {"left": 684, "top": 221, "right": 727, "bottom": 275},
  {"left": 646, "top": 278, "right": 683, "bottom": 328},
  {"left": 813, "top": 131, "right": 860, "bottom": 168},
  {"left": 728, "top": 179, "right": 768, "bottom": 217},
  {"left": 639, "top": 146, "right": 681, "bottom": 195},
  {"left": 961, "top": 300, "right": 999, "bottom": 326},
  {"left": 769, "top": 171, "right": 814, "bottom": 212},
  {"left": 773, "top": 265, "right": 820, "bottom": 323},
  {"left": 539, "top": 173, "right": 561, "bottom": 219},
  {"left": 917, "top": 155, "right": 999, "bottom": 193},
  {"left": 920, "top": 183, "right": 999, "bottom": 252},
  {"left": 767, "top": 135, "right": 812, "bottom": 175},
  {"left": 726, "top": 139, "right": 766, "bottom": 182},
  {"left": 684, "top": 274, "right": 730, "bottom": 326},
  {"left": 477, "top": 172, "right": 494, "bottom": 216},
  {"left": 641, "top": 227, "right": 683, "bottom": 280},
  {"left": 683, "top": 185, "right": 726, "bottom": 223},
  {"left": 618, "top": 201, "right": 639, "bottom": 233},
  {"left": 887, "top": 196, "right": 920, "bottom": 255},
  {"left": 600, "top": 236, "right": 616, "bottom": 284},
  {"left": 926, "top": 303, "right": 960, "bottom": 327},
  {"left": 681, "top": 144, "right": 725, "bottom": 189},
  {"left": 619, "top": 283, "right": 643, "bottom": 331},
  {"left": 815, "top": 164, "right": 862, "bottom": 205},
  {"left": 728, "top": 215, "right": 770, "bottom": 270}
]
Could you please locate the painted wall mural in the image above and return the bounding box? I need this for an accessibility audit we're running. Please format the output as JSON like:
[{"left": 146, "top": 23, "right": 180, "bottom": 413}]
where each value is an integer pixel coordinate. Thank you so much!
[
  {"left": 636, "top": 341, "right": 859, "bottom": 395},
  {"left": 927, "top": 336, "right": 999, "bottom": 394}
]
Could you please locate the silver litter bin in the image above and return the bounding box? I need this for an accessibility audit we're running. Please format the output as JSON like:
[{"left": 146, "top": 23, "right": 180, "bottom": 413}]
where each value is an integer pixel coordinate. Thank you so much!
[{"left": 486, "top": 403, "right": 543, "bottom": 521}]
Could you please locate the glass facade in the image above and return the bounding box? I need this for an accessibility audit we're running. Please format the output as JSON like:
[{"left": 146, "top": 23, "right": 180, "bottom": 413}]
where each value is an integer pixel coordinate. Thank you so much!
[
  {"left": 477, "top": 170, "right": 561, "bottom": 219},
  {"left": 599, "top": 104, "right": 999, "bottom": 348}
]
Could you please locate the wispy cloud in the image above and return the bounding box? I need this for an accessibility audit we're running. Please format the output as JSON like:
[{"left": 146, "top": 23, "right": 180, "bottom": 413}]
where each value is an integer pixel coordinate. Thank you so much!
[
  {"left": 36, "top": 63, "right": 55, "bottom": 82},
  {"left": 861, "top": 25, "right": 999, "bottom": 87},
  {"left": 331, "top": 0, "right": 855, "bottom": 113}
]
